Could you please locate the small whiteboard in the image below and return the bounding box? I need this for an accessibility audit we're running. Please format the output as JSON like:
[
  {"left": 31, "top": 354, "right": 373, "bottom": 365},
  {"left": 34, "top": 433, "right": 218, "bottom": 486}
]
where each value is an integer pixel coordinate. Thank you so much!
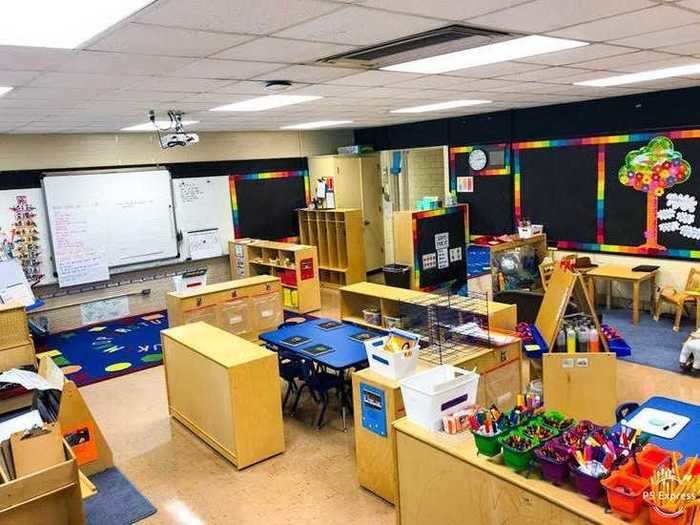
[
  {"left": 187, "top": 229, "right": 222, "bottom": 260},
  {"left": 43, "top": 169, "right": 178, "bottom": 287}
]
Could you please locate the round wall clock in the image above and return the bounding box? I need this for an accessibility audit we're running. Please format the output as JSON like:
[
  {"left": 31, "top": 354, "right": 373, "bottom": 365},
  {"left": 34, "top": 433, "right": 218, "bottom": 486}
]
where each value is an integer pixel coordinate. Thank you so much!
[{"left": 468, "top": 148, "right": 488, "bottom": 171}]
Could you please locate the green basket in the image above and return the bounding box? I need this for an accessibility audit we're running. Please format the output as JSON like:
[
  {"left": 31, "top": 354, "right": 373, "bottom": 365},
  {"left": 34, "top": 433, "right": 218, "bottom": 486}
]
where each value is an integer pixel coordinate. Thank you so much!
[
  {"left": 520, "top": 421, "right": 560, "bottom": 443},
  {"left": 538, "top": 411, "right": 577, "bottom": 432},
  {"left": 499, "top": 431, "right": 539, "bottom": 471},
  {"left": 473, "top": 431, "right": 503, "bottom": 457}
]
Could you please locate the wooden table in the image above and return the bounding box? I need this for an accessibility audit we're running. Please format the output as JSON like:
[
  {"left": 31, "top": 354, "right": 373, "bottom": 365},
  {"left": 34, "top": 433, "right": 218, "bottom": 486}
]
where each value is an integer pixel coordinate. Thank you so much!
[
  {"left": 394, "top": 418, "right": 635, "bottom": 525},
  {"left": 586, "top": 264, "right": 658, "bottom": 324}
]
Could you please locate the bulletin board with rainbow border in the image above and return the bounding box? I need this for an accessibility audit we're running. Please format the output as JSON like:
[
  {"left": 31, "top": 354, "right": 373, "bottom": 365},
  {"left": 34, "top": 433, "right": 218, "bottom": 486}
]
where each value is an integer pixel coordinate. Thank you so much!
[
  {"left": 229, "top": 170, "right": 310, "bottom": 241},
  {"left": 513, "top": 128, "right": 700, "bottom": 261},
  {"left": 449, "top": 143, "right": 513, "bottom": 236}
]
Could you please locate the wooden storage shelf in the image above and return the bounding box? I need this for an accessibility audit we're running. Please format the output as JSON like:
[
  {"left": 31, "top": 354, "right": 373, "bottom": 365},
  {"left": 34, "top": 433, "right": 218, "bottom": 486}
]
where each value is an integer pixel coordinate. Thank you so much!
[
  {"left": 229, "top": 239, "right": 321, "bottom": 314},
  {"left": 161, "top": 323, "right": 285, "bottom": 469},
  {"left": 0, "top": 303, "right": 31, "bottom": 350},
  {"left": 298, "top": 208, "right": 365, "bottom": 288},
  {"left": 166, "top": 275, "right": 284, "bottom": 341}
]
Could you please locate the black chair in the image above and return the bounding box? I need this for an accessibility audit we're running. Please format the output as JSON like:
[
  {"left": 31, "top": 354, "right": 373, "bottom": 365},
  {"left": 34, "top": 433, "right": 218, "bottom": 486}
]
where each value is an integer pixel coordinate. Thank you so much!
[
  {"left": 278, "top": 349, "right": 303, "bottom": 412},
  {"left": 290, "top": 360, "right": 341, "bottom": 430}
]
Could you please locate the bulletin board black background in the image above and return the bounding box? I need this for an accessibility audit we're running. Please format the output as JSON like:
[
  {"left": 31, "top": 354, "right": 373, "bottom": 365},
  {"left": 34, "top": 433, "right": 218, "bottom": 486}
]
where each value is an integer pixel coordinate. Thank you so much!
[
  {"left": 519, "top": 146, "right": 599, "bottom": 244},
  {"left": 452, "top": 151, "right": 513, "bottom": 235},
  {"left": 235, "top": 176, "right": 307, "bottom": 240},
  {"left": 416, "top": 209, "right": 467, "bottom": 289},
  {"left": 605, "top": 138, "right": 700, "bottom": 251}
]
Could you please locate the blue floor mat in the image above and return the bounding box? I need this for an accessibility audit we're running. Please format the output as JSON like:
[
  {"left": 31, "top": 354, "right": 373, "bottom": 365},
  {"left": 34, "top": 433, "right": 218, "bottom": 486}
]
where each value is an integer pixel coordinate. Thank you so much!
[{"left": 86, "top": 468, "right": 156, "bottom": 524}]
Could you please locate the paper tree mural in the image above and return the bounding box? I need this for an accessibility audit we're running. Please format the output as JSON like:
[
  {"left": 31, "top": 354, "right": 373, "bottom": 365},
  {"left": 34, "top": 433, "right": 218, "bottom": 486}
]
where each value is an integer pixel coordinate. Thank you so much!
[
  {"left": 618, "top": 136, "right": 691, "bottom": 250},
  {"left": 10, "top": 195, "right": 43, "bottom": 283}
]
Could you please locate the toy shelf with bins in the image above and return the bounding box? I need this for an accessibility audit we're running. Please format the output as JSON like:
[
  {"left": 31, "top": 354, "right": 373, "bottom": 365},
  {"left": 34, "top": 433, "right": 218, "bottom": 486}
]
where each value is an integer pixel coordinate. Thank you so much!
[{"left": 229, "top": 240, "right": 320, "bottom": 314}]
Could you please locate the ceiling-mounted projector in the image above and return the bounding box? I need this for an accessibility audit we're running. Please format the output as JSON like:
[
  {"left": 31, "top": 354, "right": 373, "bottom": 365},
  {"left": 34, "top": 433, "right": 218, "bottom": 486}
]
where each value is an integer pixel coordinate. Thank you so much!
[{"left": 148, "top": 110, "right": 199, "bottom": 149}]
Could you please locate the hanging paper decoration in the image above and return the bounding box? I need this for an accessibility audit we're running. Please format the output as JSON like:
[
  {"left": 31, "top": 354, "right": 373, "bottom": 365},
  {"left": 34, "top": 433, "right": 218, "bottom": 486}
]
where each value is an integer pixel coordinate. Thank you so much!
[
  {"left": 10, "top": 195, "right": 44, "bottom": 283},
  {"left": 618, "top": 136, "right": 692, "bottom": 250}
]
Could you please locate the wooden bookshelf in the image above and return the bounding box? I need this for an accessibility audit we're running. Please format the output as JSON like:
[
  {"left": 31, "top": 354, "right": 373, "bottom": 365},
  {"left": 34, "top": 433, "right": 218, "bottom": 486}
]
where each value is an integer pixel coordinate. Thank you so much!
[
  {"left": 228, "top": 239, "right": 321, "bottom": 314},
  {"left": 297, "top": 208, "right": 365, "bottom": 288}
]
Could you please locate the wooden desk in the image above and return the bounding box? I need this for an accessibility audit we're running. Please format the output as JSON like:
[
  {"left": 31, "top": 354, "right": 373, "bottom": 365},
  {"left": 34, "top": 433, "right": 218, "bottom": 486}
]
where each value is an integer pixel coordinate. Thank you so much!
[
  {"left": 394, "top": 418, "right": 634, "bottom": 525},
  {"left": 586, "top": 265, "right": 658, "bottom": 324}
]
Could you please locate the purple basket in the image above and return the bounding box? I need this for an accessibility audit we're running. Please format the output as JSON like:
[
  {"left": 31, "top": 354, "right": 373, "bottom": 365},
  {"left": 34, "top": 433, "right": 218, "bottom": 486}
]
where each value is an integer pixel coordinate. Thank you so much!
[
  {"left": 571, "top": 463, "right": 605, "bottom": 501},
  {"left": 535, "top": 443, "right": 570, "bottom": 485}
]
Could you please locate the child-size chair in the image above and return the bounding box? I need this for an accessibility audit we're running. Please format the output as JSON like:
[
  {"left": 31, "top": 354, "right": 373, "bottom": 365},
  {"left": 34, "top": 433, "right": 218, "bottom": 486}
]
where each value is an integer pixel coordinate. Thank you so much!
[{"left": 654, "top": 268, "right": 700, "bottom": 331}]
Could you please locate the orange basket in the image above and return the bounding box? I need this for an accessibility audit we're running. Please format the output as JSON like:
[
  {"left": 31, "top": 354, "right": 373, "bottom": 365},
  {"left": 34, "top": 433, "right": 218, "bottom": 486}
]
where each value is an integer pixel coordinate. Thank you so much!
[{"left": 601, "top": 471, "right": 649, "bottom": 520}]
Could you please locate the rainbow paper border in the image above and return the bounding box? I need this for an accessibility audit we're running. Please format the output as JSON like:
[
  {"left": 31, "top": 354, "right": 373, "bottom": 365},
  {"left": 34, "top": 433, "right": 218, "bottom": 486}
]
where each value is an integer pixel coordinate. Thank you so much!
[
  {"left": 449, "top": 143, "right": 511, "bottom": 188},
  {"left": 412, "top": 205, "right": 468, "bottom": 291},
  {"left": 513, "top": 127, "right": 700, "bottom": 260},
  {"left": 229, "top": 170, "right": 310, "bottom": 238}
]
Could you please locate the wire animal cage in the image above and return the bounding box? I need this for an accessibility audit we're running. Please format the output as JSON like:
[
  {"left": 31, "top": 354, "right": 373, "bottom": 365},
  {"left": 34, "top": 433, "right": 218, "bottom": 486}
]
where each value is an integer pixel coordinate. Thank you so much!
[{"left": 398, "top": 287, "right": 495, "bottom": 365}]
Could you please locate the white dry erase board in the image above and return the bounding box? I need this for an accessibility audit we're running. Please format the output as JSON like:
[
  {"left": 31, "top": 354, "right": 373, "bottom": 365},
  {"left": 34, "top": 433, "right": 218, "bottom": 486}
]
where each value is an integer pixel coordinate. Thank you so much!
[
  {"left": 43, "top": 169, "right": 178, "bottom": 287},
  {"left": 172, "top": 177, "right": 234, "bottom": 258}
]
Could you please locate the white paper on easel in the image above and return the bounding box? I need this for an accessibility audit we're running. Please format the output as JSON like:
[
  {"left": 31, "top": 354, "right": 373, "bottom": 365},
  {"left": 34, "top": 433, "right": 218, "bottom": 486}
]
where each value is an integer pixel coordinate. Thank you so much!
[
  {"left": 625, "top": 408, "right": 689, "bottom": 439},
  {"left": 187, "top": 229, "right": 222, "bottom": 260},
  {"left": 0, "top": 259, "right": 35, "bottom": 307}
]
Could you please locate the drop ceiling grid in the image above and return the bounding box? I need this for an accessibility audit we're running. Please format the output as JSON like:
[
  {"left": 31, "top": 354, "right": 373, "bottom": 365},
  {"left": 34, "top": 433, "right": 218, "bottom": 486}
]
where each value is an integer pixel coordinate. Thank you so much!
[{"left": 2, "top": 0, "right": 700, "bottom": 132}]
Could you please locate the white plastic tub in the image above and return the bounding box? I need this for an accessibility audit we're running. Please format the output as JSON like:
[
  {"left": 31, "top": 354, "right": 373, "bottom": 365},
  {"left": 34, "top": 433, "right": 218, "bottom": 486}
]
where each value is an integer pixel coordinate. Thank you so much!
[
  {"left": 364, "top": 330, "right": 419, "bottom": 380},
  {"left": 400, "top": 365, "right": 480, "bottom": 431}
]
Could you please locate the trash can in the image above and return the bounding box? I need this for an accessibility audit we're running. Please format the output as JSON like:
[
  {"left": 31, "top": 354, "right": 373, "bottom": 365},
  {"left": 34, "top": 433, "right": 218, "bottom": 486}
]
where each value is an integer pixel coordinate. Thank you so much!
[{"left": 383, "top": 264, "right": 411, "bottom": 289}]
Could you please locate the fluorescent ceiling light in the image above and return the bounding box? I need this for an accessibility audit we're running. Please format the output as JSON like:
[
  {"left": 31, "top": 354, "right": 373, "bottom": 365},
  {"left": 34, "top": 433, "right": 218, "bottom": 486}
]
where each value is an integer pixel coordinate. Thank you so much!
[
  {"left": 391, "top": 100, "right": 491, "bottom": 114},
  {"left": 281, "top": 120, "right": 353, "bottom": 130},
  {"left": 121, "top": 120, "right": 199, "bottom": 132},
  {"left": 0, "top": 87, "right": 13, "bottom": 97},
  {"left": 382, "top": 35, "right": 588, "bottom": 75},
  {"left": 575, "top": 64, "right": 700, "bottom": 87},
  {"left": 210, "top": 95, "right": 322, "bottom": 112},
  {"left": 0, "top": 0, "right": 154, "bottom": 49}
]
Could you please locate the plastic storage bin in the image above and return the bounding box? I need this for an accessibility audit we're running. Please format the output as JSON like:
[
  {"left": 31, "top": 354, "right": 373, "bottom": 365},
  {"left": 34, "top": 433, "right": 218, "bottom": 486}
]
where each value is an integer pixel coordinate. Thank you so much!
[
  {"left": 383, "top": 264, "right": 411, "bottom": 289},
  {"left": 252, "top": 292, "right": 283, "bottom": 332},
  {"left": 400, "top": 365, "right": 480, "bottom": 431},
  {"left": 473, "top": 431, "right": 503, "bottom": 457},
  {"left": 362, "top": 308, "right": 382, "bottom": 326},
  {"left": 571, "top": 463, "right": 606, "bottom": 501},
  {"left": 499, "top": 431, "right": 539, "bottom": 471},
  {"left": 364, "top": 333, "right": 419, "bottom": 380},
  {"left": 218, "top": 299, "right": 250, "bottom": 337},
  {"left": 601, "top": 471, "right": 649, "bottom": 521},
  {"left": 534, "top": 441, "right": 570, "bottom": 484},
  {"left": 382, "top": 314, "right": 404, "bottom": 329},
  {"left": 644, "top": 498, "right": 688, "bottom": 525}
]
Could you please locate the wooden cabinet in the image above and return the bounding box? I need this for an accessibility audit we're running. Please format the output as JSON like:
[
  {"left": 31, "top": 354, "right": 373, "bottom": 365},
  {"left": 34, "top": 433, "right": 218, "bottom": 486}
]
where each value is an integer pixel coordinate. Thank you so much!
[
  {"left": 351, "top": 369, "right": 406, "bottom": 505},
  {"left": 298, "top": 208, "right": 365, "bottom": 288},
  {"left": 395, "top": 418, "right": 629, "bottom": 525},
  {"left": 165, "top": 275, "right": 283, "bottom": 341},
  {"left": 161, "top": 323, "right": 285, "bottom": 469},
  {"left": 308, "top": 153, "right": 384, "bottom": 271},
  {"left": 228, "top": 239, "right": 321, "bottom": 314},
  {"left": 0, "top": 303, "right": 31, "bottom": 350}
]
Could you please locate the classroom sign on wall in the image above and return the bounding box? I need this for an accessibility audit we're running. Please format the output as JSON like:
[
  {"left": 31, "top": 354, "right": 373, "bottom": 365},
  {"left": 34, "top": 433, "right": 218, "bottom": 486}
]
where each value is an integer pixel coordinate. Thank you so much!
[{"left": 513, "top": 128, "right": 700, "bottom": 261}]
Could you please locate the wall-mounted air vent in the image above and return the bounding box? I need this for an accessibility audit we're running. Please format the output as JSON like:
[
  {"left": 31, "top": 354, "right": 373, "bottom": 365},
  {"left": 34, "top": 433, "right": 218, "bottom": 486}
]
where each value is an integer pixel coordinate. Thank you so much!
[{"left": 318, "top": 25, "right": 514, "bottom": 69}]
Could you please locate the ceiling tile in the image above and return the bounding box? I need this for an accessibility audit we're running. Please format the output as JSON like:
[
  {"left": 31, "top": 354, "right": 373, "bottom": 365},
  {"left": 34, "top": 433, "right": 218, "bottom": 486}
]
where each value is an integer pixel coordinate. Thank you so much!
[
  {"left": 136, "top": 0, "right": 341, "bottom": 35},
  {"left": 614, "top": 56, "right": 700, "bottom": 72},
  {"left": 573, "top": 51, "right": 682, "bottom": 71},
  {"left": 362, "top": 0, "right": 529, "bottom": 20},
  {"left": 101, "top": 89, "right": 193, "bottom": 102},
  {"left": 468, "top": 0, "right": 653, "bottom": 33},
  {"left": 548, "top": 5, "right": 700, "bottom": 41},
  {"left": 123, "top": 76, "right": 232, "bottom": 92},
  {"left": 90, "top": 23, "right": 252, "bottom": 58},
  {"left": 660, "top": 40, "right": 700, "bottom": 55},
  {"left": 252, "top": 64, "right": 356, "bottom": 83},
  {"left": 28, "top": 72, "right": 138, "bottom": 89},
  {"left": 290, "top": 84, "right": 368, "bottom": 96},
  {"left": 56, "top": 51, "right": 195, "bottom": 76},
  {"left": 384, "top": 75, "right": 469, "bottom": 89},
  {"left": 449, "top": 61, "right": 548, "bottom": 78},
  {"left": 0, "top": 70, "right": 41, "bottom": 86},
  {"left": 0, "top": 46, "right": 74, "bottom": 71},
  {"left": 326, "top": 70, "right": 422, "bottom": 86},
  {"left": 520, "top": 43, "right": 633, "bottom": 66},
  {"left": 273, "top": 6, "right": 444, "bottom": 46},
  {"left": 3, "top": 86, "right": 109, "bottom": 100},
  {"left": 165, "top": 59, "right": 285, "bottom": 80},
  {"left": 610, "top": 23, "right": 700, "bottom": 48},
  {"left": 496, "top": 66, "right": 591, "bottom": 82},
  {"left": 212, "top": 80, "right": 286, "bottom": 95},
  {"left": 212, "top": 37, "right": 354, "bottom": 63},
  {"left": 678, "top": 0, "right": 700, "bottom": 11}
]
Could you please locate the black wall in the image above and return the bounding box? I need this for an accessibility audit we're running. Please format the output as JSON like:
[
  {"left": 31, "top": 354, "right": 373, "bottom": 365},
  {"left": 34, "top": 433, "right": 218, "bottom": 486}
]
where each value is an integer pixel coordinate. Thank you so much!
[{"left": 354, "top": 86, "right": 700, "bottom": 148}]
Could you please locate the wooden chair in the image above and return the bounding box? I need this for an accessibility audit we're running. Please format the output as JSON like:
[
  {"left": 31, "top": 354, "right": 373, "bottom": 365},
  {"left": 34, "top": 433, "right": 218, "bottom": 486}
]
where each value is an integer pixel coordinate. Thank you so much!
[
  {"left": 654, "top": 268, "right": 700, "bottom": 331},
  {"left": 539, "top": 260, "right": 555, "bottom": 290}
]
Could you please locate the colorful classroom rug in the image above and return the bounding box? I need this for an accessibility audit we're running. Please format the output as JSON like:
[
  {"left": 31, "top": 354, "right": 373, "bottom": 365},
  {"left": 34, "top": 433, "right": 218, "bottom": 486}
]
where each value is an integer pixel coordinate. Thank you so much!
[
  {"left": 36, "top": 311, "right": 168, "bottom": 387},
  {"left": 86, "top": 468, "right": 157, "bottom": 524}
]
